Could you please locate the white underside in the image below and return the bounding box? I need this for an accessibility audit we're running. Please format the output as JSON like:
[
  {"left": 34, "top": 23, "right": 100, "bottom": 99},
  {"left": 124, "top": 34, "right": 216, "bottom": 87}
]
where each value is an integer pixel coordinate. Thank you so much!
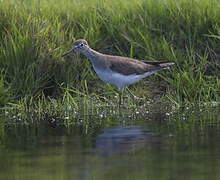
[{"left": 94, "top": 68, "right": 160, "bottom": 90}]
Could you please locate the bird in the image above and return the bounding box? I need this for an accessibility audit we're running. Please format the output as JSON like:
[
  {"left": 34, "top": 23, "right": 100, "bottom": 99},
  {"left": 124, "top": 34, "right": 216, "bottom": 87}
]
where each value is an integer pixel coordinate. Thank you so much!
[{"left": 62, "top": 39, "right": 174, "bottom": 105}]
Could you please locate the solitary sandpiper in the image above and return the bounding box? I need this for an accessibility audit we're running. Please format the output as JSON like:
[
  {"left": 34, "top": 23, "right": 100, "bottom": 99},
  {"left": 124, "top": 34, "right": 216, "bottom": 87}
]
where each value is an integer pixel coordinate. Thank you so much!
[{"left": 62, "top": 39, "right": 174, "bottom": 104}]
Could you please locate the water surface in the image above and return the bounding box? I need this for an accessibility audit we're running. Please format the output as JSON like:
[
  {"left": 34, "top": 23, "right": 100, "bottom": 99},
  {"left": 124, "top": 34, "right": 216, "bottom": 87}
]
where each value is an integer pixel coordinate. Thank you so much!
[{"left": 0, "top": 106, "right": 220, "bottom": 180}]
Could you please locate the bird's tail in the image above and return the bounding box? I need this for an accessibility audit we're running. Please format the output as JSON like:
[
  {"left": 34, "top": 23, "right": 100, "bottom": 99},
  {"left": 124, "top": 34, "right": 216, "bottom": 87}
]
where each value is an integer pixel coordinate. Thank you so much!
[
  {"left": 143, "top": 61, "right": 175, "bottom": 69},
  {"left": 159, "top": 62, "right": 175, "bottom": 69}
]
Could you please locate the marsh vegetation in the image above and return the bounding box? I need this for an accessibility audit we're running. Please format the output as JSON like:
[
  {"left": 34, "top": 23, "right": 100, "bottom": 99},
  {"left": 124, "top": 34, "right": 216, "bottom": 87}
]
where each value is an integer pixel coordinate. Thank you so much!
[{"left": 0, "top": 0, "right": 220, "bottom": 118}]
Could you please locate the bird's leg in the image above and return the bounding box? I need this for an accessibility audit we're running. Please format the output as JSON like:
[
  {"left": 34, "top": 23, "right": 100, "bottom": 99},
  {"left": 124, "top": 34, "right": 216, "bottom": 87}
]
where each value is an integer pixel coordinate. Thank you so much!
[
  {"left": 119, "top": 91, "right": 122, "bottom": 106},
  {"left": 118, "top": 88, "right": 124, "bottom": 106}
]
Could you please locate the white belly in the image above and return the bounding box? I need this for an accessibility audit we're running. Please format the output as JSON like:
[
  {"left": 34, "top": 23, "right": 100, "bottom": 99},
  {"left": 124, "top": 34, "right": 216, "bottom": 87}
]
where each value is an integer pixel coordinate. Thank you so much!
[{"left": 94, "top": 68, "right": 159, "bottom": 90}]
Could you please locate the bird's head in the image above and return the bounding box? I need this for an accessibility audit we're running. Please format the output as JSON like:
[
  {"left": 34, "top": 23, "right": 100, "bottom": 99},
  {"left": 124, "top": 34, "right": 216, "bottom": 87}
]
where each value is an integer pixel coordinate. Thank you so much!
[{"left": 62, "top": 39, "right": 89, "bottom": 57}]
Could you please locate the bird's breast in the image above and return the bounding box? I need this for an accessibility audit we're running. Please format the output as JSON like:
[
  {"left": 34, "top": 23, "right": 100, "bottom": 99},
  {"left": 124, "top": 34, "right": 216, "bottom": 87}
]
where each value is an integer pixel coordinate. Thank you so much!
[{"left": 93, "top": 67, "right": 113, "bottom": 83}]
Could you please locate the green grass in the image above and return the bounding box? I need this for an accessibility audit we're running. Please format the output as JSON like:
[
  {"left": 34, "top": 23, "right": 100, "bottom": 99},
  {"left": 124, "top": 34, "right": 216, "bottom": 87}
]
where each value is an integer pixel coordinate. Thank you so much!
[{"left": 0, "top": 0, "right": 220, "bottom": 115}]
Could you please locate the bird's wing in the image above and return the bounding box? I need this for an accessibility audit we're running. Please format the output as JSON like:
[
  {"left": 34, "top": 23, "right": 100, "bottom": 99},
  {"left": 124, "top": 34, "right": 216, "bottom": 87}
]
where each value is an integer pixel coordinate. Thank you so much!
[{"left": 107, "top": 56, "right": 164, "bottom": 75}]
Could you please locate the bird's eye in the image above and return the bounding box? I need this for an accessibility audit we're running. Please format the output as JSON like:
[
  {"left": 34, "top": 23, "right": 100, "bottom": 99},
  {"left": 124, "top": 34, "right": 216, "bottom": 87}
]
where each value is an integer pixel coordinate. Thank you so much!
[{"left": 80, "top": 43, "right": 84, "bottom": 47}]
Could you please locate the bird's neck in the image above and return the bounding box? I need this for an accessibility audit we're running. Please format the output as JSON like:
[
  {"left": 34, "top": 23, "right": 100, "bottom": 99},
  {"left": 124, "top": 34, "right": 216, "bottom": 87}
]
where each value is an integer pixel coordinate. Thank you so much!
[
  {"left": 81, "top": 48, "right": 108, "bottom": 70},
  {"left": 81, "top": 48, "right": 102, "bottom": 61}
]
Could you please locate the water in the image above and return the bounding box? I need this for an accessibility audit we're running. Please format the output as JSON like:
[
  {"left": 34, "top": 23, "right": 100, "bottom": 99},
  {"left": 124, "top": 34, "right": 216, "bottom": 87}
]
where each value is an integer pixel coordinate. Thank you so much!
[{"left": 0, "top": 106, "right": 220, "bottom": 180}]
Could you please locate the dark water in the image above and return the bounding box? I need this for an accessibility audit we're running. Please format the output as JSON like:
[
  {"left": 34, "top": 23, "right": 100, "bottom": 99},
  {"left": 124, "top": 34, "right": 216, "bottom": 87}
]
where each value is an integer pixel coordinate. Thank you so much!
[{"left": 0, "top": 107, "right": 220, "bottom": 180}]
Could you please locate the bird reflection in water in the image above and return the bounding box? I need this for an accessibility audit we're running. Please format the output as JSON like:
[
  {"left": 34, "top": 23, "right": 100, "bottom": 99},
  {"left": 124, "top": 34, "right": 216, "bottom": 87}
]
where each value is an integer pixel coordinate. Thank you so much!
[{"left": 95, "top": 126, "right": 155, "bottom": 156}]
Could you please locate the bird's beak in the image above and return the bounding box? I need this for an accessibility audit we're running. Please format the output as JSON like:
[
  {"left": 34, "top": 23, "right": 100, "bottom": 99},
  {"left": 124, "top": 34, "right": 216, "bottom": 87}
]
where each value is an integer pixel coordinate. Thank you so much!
[{"left": 62, "top": 46, "right": 77, "bottom": 57}]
